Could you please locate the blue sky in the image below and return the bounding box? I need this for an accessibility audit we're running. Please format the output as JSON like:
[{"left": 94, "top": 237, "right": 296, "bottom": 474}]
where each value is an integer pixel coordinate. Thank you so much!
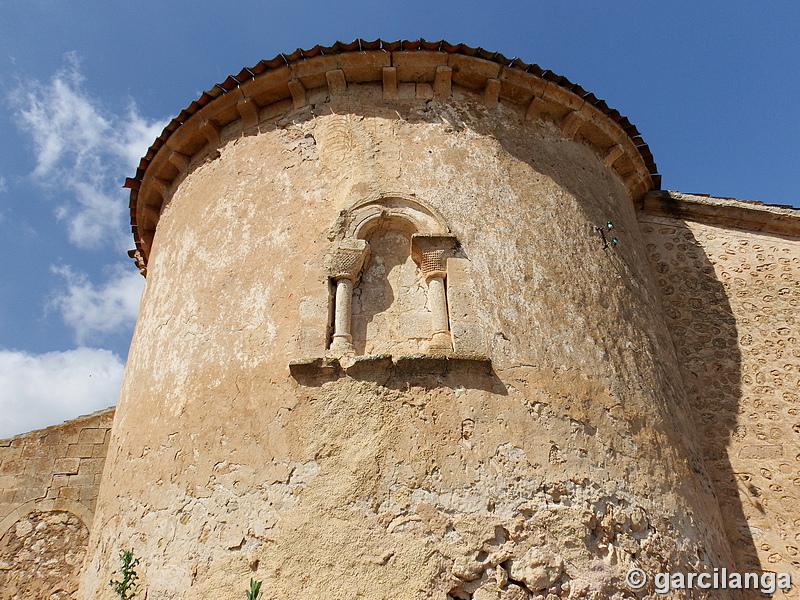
[{"left": 1, "top": 0, "right": 798, "bottom": 437}]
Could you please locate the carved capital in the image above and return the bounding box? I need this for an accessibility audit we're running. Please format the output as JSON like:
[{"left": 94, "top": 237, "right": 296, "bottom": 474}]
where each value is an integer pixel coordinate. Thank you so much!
[
  {"left": 411, "top": 234, "right": 458, "bottom": 282},
  {"left": 128, "top": 249, "right": 147, "bottom": 277},
  {"left": 328, "top": 239, "right": 369, "bottom": 281}
]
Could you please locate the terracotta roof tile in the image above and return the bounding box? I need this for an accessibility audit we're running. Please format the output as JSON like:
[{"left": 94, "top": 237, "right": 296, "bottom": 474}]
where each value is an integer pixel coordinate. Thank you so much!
[{"left": 126, "top": 39, "right": 662, "bottom": 259}]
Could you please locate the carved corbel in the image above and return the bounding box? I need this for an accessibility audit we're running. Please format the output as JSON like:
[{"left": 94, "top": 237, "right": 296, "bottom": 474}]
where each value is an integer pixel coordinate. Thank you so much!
[
  {"left": 287, "top": 80, "right": 307, "bottom": 110},
  {"left": 325, "top": 69, "right": 347, "bottom": 97},
  {"left": 128, "top": 249, "right": 147, "bottom": 277},
  {"left": 199, "top": 119, "right": 221, "bottom": 147},
  {"left": 237, "top": 95, "right": 260, "bottom": 130},
  {"left": 483, "top": 78, "right": 501, "bottom": 108}
]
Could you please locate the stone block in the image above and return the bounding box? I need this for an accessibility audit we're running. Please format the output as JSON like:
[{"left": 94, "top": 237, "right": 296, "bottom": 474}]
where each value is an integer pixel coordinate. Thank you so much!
[
  {"left": 483, "top": 78, "right": 501, "bottom": 107},
  {"left": 0, "top": 446, "right": 22, "bottom": 460},
  {"left": 15, "top": 486, "right": 47, "bottom": 503},
  {"left": 382, "top": 67, "right": 397, "bottom": 100},
  {"left": 325, "top": 69, "right": 347, "bottom": 97},
  {"left": 58, "top": 486, "right": 81, "bottom": 501},
  {"left": 65, "top": 444, "right": 94, "bottom": 458},
  {"left": 336, "top": 51, "right": 389, "bottom": 83},
  {"left": 400, "top": 311, "right": 432, "bottom": 339},
  {"left": 78, "top": 458, "right": 105, "bottom": 476},
  {"left": 394, "top": 353, "right": 448, "bottom": 375},
  {"left": 412, "top": 83, "right": 432, "bottom": 100},
  {"left": 341, "top": 354, "right": 393, "bottom": 383},
  {"left": 433, "top": 66, "right": 452, "bottom": 99},
  {"left": 92, "top": 444, "right": 109, "bottom": 458},
  {"left": 541, "top": 81, "right": 584, "bottom": 112},
  {"left": 289, "top": 357, "right": 342, "bottom": 384},
  {"left": 290, "top": 55, "right": 338, "bottom": 90},
  {"left": 20, "top": 443, "right": 42, "bottom": 458},
  {"left": 451, "top": 322, "right": 487, "bottom": 356},
  {"left": 397, "top": 82, "right": 415, "bottom": 100},
  {"left": 52, "top": 473, "right": 95, "bottom": 488},
  {"left": 37, "top": 430, "right": 63, "bottom": 445},
  {"left": 392, "top": 51, "right": 447, "bottom": 82},
  {"left": 738, "top": 445, "right": 783, "bottom": 460},
  {"left": 448, "top": 53, "right": 501, "bottom": 89},
  {"left": 299, "top": 326, "right": 327, "bottom": 357},
  {"left": 0, "top": 458, "right": 25, "bottom": 474},
  {"left": 78, "top": 428, "right": 106, "bottom": 445},
  {"left": 287, "top": 80, "right": 307, "bottom": 110},
  {"left": 498, "top": 66, "right": 542, "bottom": 104},
  {"left": 53, "top": 458, "right": 81, "bottom": 475},
  {"left": 79, "top": 486, "right": 98, "bottom": 503},
  {"left": 23, "top": 456, "right": 55, "bottom": 477}
]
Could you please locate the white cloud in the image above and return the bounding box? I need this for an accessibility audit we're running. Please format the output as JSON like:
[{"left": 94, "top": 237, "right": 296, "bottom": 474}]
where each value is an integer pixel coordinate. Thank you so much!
[
  {"left": 0, "top": 347, "right": 124, "bottom": 439},
  {"left": 8, "top": 54, "right": 166, "bottom": 250},
  {"left": 51, "top": 264, "right": 144, "bottom": 344}
]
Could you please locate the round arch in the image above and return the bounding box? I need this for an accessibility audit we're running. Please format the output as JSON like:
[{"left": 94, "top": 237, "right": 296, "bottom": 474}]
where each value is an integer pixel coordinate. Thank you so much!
[
  {"left": 339, "top": 194, "right": 450, "bottom": 241},
  {"left": 0, "top": 498, "right": 94, "bottom": 539}
]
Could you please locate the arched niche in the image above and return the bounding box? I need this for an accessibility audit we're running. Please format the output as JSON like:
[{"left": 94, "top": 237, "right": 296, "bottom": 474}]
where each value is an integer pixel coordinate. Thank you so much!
[
  {"left": 341, "top": 196, "right": 449, "bottom": 240},
  {"left": 326, "top": 196, "right": 457, "bottom": 357},
  {"left": 0, "top": 499, "right": 92, "bottom": 598}
]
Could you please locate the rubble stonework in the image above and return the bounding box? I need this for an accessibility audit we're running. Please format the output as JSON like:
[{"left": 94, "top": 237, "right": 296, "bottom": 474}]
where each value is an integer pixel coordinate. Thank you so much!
[
  {"left": 0, "top": 42, "right": 798, "bottom": 600},
  {"left": 640, "top": 193, "right": 800, "bottom": 586},
  {"left": 0, "top": 408, "right": 114, "bottom": 599}
]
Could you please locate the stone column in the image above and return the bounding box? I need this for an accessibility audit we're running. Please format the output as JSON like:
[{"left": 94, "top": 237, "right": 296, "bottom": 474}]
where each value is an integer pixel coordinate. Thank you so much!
[
  {"left": 412, "top": 234, "right": 458, "bottom": 353},
  {"left": 328, "top": 239, "right": 369, "bottom": 356}
]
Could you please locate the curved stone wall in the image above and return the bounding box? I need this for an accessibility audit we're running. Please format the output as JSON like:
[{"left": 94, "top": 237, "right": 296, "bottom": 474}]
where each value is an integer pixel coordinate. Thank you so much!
[
  {"left": 125, "top": 44, "right": 657, "bottom": 265},
  {"left": 80, "top": 76, "right": 733, "bottom": 600},
  {"left": 640, "top": 191, "right": 800, "bottom": 597}
]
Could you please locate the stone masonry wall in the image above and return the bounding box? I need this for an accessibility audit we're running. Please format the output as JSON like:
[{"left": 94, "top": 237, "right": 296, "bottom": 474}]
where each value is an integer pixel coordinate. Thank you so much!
[
  {"left": 0, "top": 407, "right": 115, "bottom": 599},
  {"left": 80, "top": 86, "right": 736, "bottom": 599},
  {"left": 639, "top": 193, "right": 800, "bottom": 597}
]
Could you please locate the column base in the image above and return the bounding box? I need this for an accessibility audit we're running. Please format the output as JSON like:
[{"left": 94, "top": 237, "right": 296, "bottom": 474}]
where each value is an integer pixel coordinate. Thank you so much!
[
  {"left": 427, "top": 331, "right": 453, "bottom": 353},
  {"left": 329, "top": 334, "right": 356, "bottom": 356}
]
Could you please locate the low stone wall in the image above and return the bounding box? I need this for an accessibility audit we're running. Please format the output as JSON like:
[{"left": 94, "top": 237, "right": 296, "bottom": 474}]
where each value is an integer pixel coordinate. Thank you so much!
[
  {"left": 0, "top": 407, "right": 115, "bottom": 599},
  {"left": 640, "top": 191, "right": 800, "bottom": 595}
]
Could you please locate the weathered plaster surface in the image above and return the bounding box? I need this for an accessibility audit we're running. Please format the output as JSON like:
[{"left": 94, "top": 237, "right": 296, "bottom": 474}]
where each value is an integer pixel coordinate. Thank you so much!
[{"left": 79, "top": 90, "right": 734, "bottom": 600}]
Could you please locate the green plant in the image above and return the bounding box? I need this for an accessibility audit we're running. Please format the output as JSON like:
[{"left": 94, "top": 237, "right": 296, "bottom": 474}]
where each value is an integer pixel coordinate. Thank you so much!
[
  {"left": 109, "top": 549, "right": 140, "bottom": 600},
  {"left": 246, "top": 578, "right": 263, "bottom": 600}
]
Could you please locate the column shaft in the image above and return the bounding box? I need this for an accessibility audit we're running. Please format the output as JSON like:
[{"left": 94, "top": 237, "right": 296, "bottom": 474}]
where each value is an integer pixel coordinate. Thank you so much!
[
  {"left": 330, "top": 277, "right": 355, "bottom": 354},
  {"left": 427, "top": 275, "right": 452, "bottom": 352}
]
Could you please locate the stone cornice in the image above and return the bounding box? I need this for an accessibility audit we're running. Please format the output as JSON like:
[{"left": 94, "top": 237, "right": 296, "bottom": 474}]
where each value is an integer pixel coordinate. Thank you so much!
[
  {"left": 641, "top": 190, "right": 800, "bottom": 237},
  {"left": 125, "top": 39, "right": 662, "bottom": 271}
]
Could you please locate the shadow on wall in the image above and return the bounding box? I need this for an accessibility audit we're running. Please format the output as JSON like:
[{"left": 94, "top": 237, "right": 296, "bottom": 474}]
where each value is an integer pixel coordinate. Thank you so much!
[
  {"left": 640, "top": 214, "right": 760, "bottom": 577},
  {"left": 351, "top": 227, "right": 415, "bottom": 356},
  {"left": 242, "top": 96, "right": 757, "bottom": 577}
]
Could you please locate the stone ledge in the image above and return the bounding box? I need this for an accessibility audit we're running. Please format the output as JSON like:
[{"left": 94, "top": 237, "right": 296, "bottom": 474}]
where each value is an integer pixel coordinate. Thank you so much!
[
  {"left": 641, "top": 190, "right": 800, "bottom": 237},
  {"left": 289, "top": 352, "right": 492, "bottom": 384}
]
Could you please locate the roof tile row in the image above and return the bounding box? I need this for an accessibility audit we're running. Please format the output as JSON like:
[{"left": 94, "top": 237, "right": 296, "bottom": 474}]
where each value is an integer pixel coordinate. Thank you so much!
[{"left": 126, "top": 39, "right": 662, "bottom": 252}]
